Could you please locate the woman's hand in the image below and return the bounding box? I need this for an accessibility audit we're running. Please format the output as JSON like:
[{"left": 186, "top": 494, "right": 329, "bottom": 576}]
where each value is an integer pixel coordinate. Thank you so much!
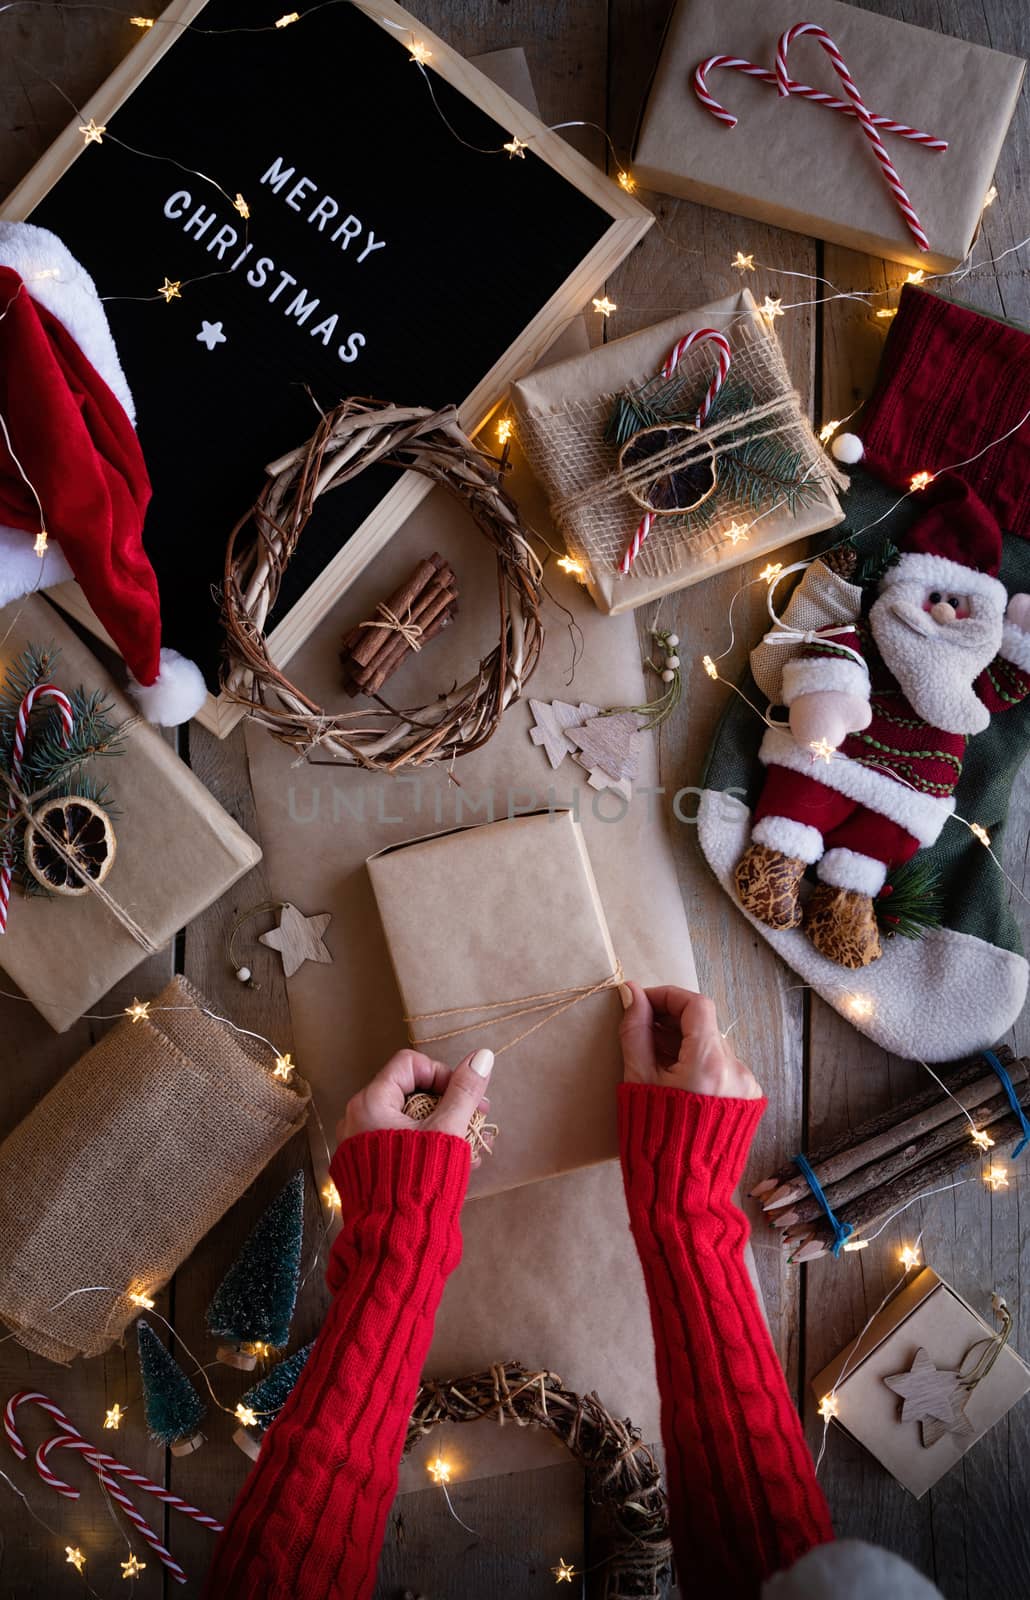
[
  {"left": 337, "top": 1046, "right": 495, "bottom": 1160},
  {"left": 619, "top": 982, "right": 762, "bottom": 1099}
]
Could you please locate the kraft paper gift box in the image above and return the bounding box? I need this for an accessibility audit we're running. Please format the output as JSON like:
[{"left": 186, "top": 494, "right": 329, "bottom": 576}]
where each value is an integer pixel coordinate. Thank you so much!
[
  {"left": 634, "top": 0, "right": 1025, "bottom": 273},
  {"left": 0, "top": 596, "right": 261, "bottom": 1031},
  {"left": 811, "top": 1268, "right": 1030, "bottom": 1498},
  {"left": 367, "top": 809, "right": 624, "bottom": 1198},
  {"left": 513, "top": 290, "right": 845, "bottom": 614}
]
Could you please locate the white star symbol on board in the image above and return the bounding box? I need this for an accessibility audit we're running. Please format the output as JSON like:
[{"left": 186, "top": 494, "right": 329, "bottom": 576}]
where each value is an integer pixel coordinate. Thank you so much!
[{"left": 197, "top": 320, "right": 227, "bottom": 351}]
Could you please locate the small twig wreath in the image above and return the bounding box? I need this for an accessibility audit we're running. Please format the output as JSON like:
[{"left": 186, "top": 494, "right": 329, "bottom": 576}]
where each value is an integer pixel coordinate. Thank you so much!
[
  {"left": 406, "top": 1361, "right": 671, "bottom": 1599},
  {"left": 221, "top": 400, "right": 545, "bottom": 770}
]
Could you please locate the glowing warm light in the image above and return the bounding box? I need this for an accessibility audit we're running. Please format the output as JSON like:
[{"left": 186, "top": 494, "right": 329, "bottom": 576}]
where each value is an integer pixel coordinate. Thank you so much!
[
  {"left": 103, "top": 1403, "right": 125, "bottom": 1430},
  {"left": 761, "top": 295, "right": 784, "bottom": 322},
  {"left": 275, "top": 11, "right": 300, "bottom": 25},
  {"left": 78, "top": 118, "right": 106, "bottom": 146},
  {"left": 970, "top": 1127, "right": 995, "bottom": 1152},
  {"left": 985, "top": 1165, "right": 1009, "bottom": 1191},
  {"left": 983, "top": 185, "right": 999, "bottom": 210},
  {"left": 125, "top": 999, "right": 151, "bottom": 1023},
  {"left": 842, "top": 1238, "right": 870, "bottom": 1251},
  {"left": 504, "top": 136, "right": 528, "bottom": 159},
  {"left": 120, "top": 1554, "right": 146, "bottom": 1579},
  {"left": 235, "top": 1403, "right": 259, "bottom": 1427},
  {"left": 592, "top": 295, "right": 617, "bottom": 318},
  {"left": 732, "top": 251, "right": 755, "bottom": 271},
  {"left": 322, "top": 1180, "right": 341, "bottom": 1212},
  {"left": 130, "top": 15, "right": 155, "bottom": 26},
  {"left": 273, "top": 1053, "right": 295, "bottom": 1082},
  {"left": 556, "top": 555, "right": 587, "bottom": 578},
  {"left": 427, "top": 1456, "right": 452, "bottom": 1485},
  {"left": 409, "top": 39, "right": 432, "bottom": 64},
  {"left": 846, "top": 994, "right": 874, "bottom": 1019},
  {"left": 31, "top": 268, "right": 61, "bottom": 281},
  {"left": 157, "top": 278, "right": 182, "bottom": 304},
  {"left": 875, "top": 308, "right": 897, "bottom": 320},
  {"left": 702, "top": 655, "right": 718, "bottom": 680},
  {"left": 899, "top": 1244, "right": 921, "bottom": 1270},
  {"left": 34, "top": 530, "right": 48, "bottom": 557},
  {"left": 909, "top": 470, "right": 934, "bottom": 492},
  {"left": 244, "top": 1340, "right": 273, "bottom": 1359},
  {"left": 725, "top": 519, "right": 749, "bottom": 544},
  {"left": 970, "top": 822, "right": 991, "bottom": 847},
  {"left": 818, "top": 419, "right": 841, "bottom": 444},
  {"left": 551, "top": 1558, "right": 576, "bottom": 1583},
  {"left": 817, "top": 1393, "right": 839, "bottom": 1421},
  {"left": 233, "top": 193, "right": 250, "bottom": 219},
  {"left": 759, "top": 563, "right": 783, "bottom": 584},
  {"left": 617, "top": 170, "right": 637, "bottom": 194},
  {"left": 129, "top": 1290, "right": 155, "bottom": 1310},
  {"left": 66, "top": 1547, "right": 86, "bottom": 1572},
  {"left": 905, "top": 269, "right": 926, "bottom": 285},
  {"left": 496, "top": 417, "right": 514, "bottom": 446},
  {"left": 809, "top": 737, "right": 835, "bottom": 764}
]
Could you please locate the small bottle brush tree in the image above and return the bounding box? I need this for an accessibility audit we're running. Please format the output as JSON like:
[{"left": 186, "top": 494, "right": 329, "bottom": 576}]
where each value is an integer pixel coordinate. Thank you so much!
[
  {"left": 233, "top": 1341, "right": 315, "bottom": 1461},
  {"left": 136, "top": 1321, "right": 206, "bottom": 1456},
  {"left": 207, "top": 1170, "right": 305, "bottom": 1369}
]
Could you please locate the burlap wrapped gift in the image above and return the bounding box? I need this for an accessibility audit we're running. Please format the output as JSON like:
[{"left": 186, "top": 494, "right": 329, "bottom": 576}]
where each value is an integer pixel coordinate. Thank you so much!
[{"left": 0, "top": 976, "right": 309, "bottom": 1362}]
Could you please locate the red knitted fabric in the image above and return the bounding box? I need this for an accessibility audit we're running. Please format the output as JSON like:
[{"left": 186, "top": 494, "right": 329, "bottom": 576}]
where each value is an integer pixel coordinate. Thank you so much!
[
  {"left": 203, "top": 1129, "right": 471, "bottom": 1600},
  {"left": 860, "top": 285, "right": 1030, "bottom": 538},
  {"left": 618, "top": 1084, "right": 834, "bottom": 1594}
]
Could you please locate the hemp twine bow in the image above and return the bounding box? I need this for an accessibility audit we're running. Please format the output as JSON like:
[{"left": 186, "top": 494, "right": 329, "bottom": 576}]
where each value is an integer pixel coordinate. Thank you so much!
[{"left": 358, "top": 602, "right": 424, "bottom": 653}]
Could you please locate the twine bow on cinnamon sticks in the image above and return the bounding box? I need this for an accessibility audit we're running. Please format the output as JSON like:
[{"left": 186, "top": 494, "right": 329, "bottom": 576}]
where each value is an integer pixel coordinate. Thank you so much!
[{"left": 341, "top": 553, "right": 458, "bottom": 697}]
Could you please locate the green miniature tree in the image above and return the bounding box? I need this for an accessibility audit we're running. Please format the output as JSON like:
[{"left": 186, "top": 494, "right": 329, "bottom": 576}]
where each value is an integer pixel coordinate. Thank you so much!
[
  {"left": 233, "top": 1341, "right": 314, "bottom": 1460},
  {"left": 207, "top": 1170, "right": 305, "bottom": 1366},
  {"left": 136, "top": 1321, "right": 206, "bottom": 1454}
]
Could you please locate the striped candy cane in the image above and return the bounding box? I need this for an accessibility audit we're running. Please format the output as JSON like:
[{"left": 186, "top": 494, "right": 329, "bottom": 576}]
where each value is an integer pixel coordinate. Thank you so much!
[
  {"left": 0, "top": 683, "right": 74, "bottom": 934},
  {"left": 620, "top": 329, "right": 731, "bottom": 575},
  {"left": 693, "top": 55, "right": 947, "bottom": 148},
  {"left": 775, "top": 23, "right": 931, "bottom": 251}
]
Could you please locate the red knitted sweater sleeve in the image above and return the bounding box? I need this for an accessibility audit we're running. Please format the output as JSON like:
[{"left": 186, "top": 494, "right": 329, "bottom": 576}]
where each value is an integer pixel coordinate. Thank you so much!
[
  {"left": 617, "top": 1084, "right": 834, "bottom": 1594},
  {"left": 203, "top": 1129, "right": 471, "bottom": 1600}
]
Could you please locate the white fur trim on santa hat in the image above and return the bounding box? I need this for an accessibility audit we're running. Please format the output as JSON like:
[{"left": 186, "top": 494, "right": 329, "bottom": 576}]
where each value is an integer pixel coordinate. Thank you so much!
[
  {"left": 880, "top": 550, "right": 1007, "bottom": 611},
  {"left": 782, "top": 654, "right": 870, "bottom": 705},
  {"left": 128, "top": 648, "right": 207, "bottom": 727},
  {"left": 818, "top": 846, "right": 888, "bottom": 896},
  {"left": 0, "top": 221, "right": 136, "bottom": 426},
  {"left": 0, "top": 526, "right": 74, "bottom": 606},
  {"left": 752, "top": 815, "right": 823, "bottom": 864},
  {"left": 1000, "top": 619, "right": 1030, "bottom": 673},
  {"left": 762, "top": 1538, "right": 944, "bottom": 1599},
  {"left": 830, "top": 432, "right": 864, "bottom": 465}
]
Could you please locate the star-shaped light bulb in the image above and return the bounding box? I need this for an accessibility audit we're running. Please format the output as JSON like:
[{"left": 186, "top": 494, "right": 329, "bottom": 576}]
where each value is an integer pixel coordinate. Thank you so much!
[
  {"left": 556, "top": 555, "right": 587, "bottom": 578},
  {"left": 130, "top": 16, "right": 155, "bottom": 26},
  {"left": 617, "top": 170, "right": 637, "bottom": 193},
  {"left": 245, "top": 1340, "right": 273, "bottom": 1359},
  {"left": 496, "top": 418, "right": 514, "bottom": 446},
  {"left": 876, "top": 307, "right": 897, "bottom": 320},
  {"left": 79, "top": 118, "right": 106, "bottom": 146},
  {"left": 409, "top": 39, "right": 432, "bottom": 64},
  {"left": 235, "top": 1404, "right": 259, "bottom": 1428},
  {"left": 969, "top": 822, "right": 991, "bottom": 847},
  {"left": 121, "top": 1554, "right": 146, "bottom": 1579},
  {"left": 809, "top": 737, "right": 835, "bottom": 764},
  {"left": 273, "top": 1053, "right": 295, "bottom": 1082},
  {"left": 504, "top": 135, "right": 528, "bottom": 159},
  {"left": 725, "top": 519, "right": 749, "bottom": 544},
  {"left": 129, "top": 1289, "right": 155, "bottom": 1309},
  {"left": 905, "top": 269, "right": 926, "bottom": 285},
  {"left": 909, "top": 470, "right": 934, "bottom": 491},
  {"left": 970, "top": 1127, "right": 995, "bottom": 1152},
  {"left": 759, "top": 562, "right": 783, "bottom": 584},
  {"left": 818, "top": 419, "right": 841, "bottom": 445},
  {"left": 592, "top": 295, "right": 617, "bottom": 318},
  {"left": 817, "top": 1393, "right": 839, "bottom": 1422},
  {"left": 322, "top": 1179, "right": 341, "bottom": 1212},
  {"left": 427, "top": 1457, "right": 451, "bottom": 1485},
  {"left": 125, "top": 999, "right": 151, "bottom": 1023},
  {"left": 732, "top": 251, "right": 755, "bottom": 271},
  {"left": 984, "top": 1165, "right": 1009, "bottom": 1191},
  {"left": 761, "top": 295, "right": 784, "bottom": 322},
  {"left": 551, "top": 1558, "right": 576, "bottom": 1583},
  {"left": 702, "top": 655, "right": 719, "bottom": 681},
  {"left": 157, "top": 278, "right": 182, "bottom": 304},
  {"left": 899, "top": 1244, "right": 921, "bottom": 1270},
  {"left": 233, "top": 193, "right": 250, "bottom": 219},
  {"left": 66, "top": 1547, "right": 86, "bottom": 1572},
  {"left": 34, "top": 530, "right": 49, "bottom": 557},
  {"left": 846, "top": 994, "right": 874, "bottom": 1019},
  {"left": 104, "top": 1403, "right": 125, "bottom": 1430}
]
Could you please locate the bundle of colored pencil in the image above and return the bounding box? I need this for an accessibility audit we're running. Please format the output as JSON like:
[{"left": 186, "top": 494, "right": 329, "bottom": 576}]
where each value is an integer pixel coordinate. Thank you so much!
[
  {"left": 750, "top": 1046, "right": 1029, "bottom": 1263},
  {"left": 340, "top": 553, "right": 458, "bottom": 696}
]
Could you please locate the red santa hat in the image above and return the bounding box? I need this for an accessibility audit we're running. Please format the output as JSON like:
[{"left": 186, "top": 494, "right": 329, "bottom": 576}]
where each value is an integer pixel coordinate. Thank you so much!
[
  {"left": 878, "top": 472, "right": 1008, "bottom": 613},
  {"left": 0, "top": 223, "right": 205, "bottom": 726}
]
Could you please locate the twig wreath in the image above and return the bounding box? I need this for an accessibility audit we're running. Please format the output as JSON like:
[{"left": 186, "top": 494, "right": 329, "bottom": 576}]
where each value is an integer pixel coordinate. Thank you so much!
[
  {"left": 406, "top": 1362, "right": 671, "bottom": 1598},
  {"left": 221, "top": 400, "right": 545, "bottom": 770}
]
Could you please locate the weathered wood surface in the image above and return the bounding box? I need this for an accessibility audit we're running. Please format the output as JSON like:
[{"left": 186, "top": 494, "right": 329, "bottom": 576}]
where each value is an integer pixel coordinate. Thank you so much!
[{"left": 1, "top": 0, "right": 1027, "bottom": 1596}]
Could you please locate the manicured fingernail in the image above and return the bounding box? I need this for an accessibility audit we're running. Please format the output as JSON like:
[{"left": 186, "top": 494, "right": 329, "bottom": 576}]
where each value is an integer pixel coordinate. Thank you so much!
[
  {"left": 619, "top": 984, "right": 633, "bottom": 1010},
  {"left": 470, "top": 1048, "right": 494, "bottom": 1077}
]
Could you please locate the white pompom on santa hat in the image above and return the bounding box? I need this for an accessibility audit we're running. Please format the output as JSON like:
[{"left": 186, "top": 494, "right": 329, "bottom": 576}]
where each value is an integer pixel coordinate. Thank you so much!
[{"left": 0, "top": 221, "right": 206, "bottom": 726}]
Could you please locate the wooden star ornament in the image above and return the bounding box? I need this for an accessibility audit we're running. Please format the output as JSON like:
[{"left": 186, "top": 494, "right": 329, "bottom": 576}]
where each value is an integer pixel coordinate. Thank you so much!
[
  {"left": 259, "top": 903, "right": 333, "bottom": 978},
  {"left": 883, "top": 1347, "right": 971, "bottom": 1444}
]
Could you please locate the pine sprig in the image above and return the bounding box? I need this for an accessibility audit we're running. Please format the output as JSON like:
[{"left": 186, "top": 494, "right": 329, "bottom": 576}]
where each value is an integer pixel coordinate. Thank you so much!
[
  {"left": 876, "top": 857, "right": 945, "bottom": 940},
  {"left": 850, "top": 536, "right": 901, "bottom": 587}
]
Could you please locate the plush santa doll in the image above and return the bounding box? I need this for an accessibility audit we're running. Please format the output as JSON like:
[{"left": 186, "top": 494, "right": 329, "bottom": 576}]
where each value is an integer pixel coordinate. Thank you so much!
[
  {"left": 735, "top": 473, "right": 1030, "bottom": 968},
  {"left": 0, "top": 221, "right": 205, "bottom": 725}
]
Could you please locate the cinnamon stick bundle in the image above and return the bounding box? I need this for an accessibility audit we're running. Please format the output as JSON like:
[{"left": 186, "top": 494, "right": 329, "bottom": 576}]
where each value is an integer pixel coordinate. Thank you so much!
[{"left": 340, "top": 553, "right": 459, "bottom": 697}]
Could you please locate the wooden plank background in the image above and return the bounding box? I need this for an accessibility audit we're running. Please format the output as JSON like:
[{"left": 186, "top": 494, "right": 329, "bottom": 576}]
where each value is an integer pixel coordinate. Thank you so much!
[{"left": 1, "top": 1, "right": 1027, "bottom": 1595}]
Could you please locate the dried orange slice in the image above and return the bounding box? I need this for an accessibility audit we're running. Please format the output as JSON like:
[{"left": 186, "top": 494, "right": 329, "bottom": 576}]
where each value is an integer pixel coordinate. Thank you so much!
[{"left": 23, "top": 795, "right": 116, "bottom": 896}]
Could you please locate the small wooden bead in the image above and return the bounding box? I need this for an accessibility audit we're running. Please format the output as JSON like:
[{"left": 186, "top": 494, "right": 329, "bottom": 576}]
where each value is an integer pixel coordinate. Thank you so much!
[
  {"left": 666, "top": 633, "right": 679, "bottom": 647},
  {"left": 665, "top": 655, "right": 680, "bottom": 670},
  {"left": 236, "top": 966, "right": 252, "bottom": 983},
  {"left": 661, "top": 669, "right": 675, "bottom": 683}
]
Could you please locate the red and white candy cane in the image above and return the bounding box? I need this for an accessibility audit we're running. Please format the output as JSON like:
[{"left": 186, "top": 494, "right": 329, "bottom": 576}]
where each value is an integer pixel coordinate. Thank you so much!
[
  {"left": 0, "top": 683, "right": 74, "bottom": 934},
  {"left": 774, "top": 23, "right": 931, "bottom": 252},
  {"left": 693, "top": 55, "right": 947, "bottom": 148},
  {"left": 620, "top": 329, "right": 731, "bottom": 576}
]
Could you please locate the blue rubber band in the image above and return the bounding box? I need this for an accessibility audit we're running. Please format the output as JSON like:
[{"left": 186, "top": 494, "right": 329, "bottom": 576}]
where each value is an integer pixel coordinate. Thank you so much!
[
  {"left": 983, "top": 1050, "right": 1030, "bottom": 1159},
  {"left": 792, "top": 1152, "right": 854, "bottom": 1258}
]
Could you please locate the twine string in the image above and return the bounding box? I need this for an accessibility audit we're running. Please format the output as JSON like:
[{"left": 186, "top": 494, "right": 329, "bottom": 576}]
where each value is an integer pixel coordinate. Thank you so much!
[
  {"left": 405, "top": 963, "right": 624, "bottom": 1054},
  {"left": 358, "top": 602, "right": 424, "bottom": 653}
]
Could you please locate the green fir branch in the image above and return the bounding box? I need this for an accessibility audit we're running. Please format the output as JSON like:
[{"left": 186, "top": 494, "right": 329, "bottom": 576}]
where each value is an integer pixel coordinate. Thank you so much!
[{"left": 876, "top": 857, "right": 945, "bottom": 940}]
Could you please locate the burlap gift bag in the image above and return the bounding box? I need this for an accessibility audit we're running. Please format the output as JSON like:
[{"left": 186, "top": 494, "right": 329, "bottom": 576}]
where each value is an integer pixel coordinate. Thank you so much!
[{"left": 0, "top": 976, "right": 309, "bottom": 1362}]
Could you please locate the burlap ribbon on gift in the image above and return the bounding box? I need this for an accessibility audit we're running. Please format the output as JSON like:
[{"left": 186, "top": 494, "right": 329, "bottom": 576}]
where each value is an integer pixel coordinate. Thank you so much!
[{"left": 0, "top": 975, "right": 309, "bottom": 1362}]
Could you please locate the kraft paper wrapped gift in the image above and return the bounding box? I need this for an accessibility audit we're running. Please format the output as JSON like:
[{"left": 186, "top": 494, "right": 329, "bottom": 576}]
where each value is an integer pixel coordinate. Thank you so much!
[
  {"left": 0, "top": 596, "right": 261, "bottom": 1031},
  {"left": 513, "top": 291, "right": 845, "bottom": 614},
  {"left": 634, "top": 0, "right": 1025, "bottom": 273},
  {"left": 811, "top": 1268, "right": 1030, "bottom": 1498},
  {"left": 368, "top": 810, "right": 624, "bottom": 1199}
]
